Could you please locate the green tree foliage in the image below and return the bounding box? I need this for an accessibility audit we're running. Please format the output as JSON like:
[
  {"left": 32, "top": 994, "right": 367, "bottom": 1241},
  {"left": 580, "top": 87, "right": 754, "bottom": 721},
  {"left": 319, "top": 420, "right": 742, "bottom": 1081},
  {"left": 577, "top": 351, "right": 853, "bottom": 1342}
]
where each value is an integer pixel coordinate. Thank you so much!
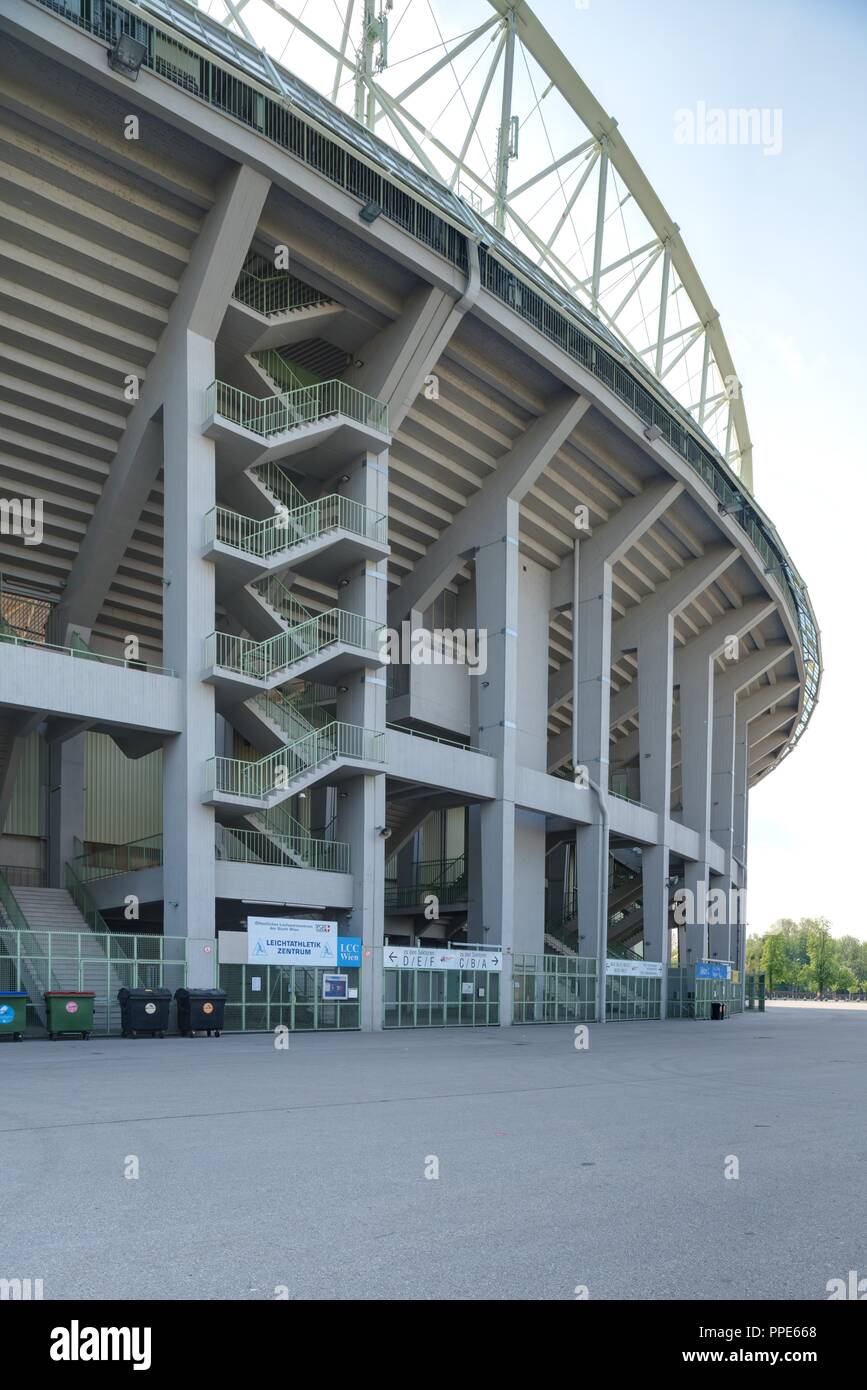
[{"left": 746, "top": 918, "right": 867, "bottom": 993}]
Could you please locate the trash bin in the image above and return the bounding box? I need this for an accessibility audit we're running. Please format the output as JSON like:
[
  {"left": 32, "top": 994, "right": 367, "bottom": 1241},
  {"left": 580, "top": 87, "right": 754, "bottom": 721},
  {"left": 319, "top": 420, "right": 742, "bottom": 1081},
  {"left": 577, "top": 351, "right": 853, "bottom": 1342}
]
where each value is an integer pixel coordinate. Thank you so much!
[
  {"left": 0, "top": 991, "right": 28, "bottom": 1041},
  {"left": 118, "top": 986, "right": 172, "bottom": 1038},
  {"left": 711, "top": 1000, "right": 727, "bottom": 1021},
  {"left": 44, "top": 991, "right": 95, "bottom": 1040},
  {"left": 174, "top": 987, "right": 226, "bottom": 1037}
]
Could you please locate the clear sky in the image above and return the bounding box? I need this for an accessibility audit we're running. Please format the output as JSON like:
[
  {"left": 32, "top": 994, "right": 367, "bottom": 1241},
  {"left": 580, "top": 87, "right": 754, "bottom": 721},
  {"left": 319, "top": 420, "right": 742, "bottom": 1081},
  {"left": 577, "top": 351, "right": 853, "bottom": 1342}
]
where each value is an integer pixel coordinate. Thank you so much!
[{"left": 513, "top": 0, "right": 867, "bottom": 938}]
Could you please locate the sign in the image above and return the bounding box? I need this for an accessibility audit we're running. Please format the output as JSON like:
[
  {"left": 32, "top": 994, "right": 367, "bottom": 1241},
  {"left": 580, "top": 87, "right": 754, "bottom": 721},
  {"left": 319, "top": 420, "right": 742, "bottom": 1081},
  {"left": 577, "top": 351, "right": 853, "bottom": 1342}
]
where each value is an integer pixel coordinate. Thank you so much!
[
  {"left": 696, "top": 962, "right": 732, "bottom": 981},
  {"left": 247, "top": 916, "right": 338, "bottom": 967},
  {"left": 251, "top": 977, "right": 262, "bottom": 993},
  {"left": 337, "top": 937, "right": 362, "bottom": 968},
  {"left": 605, "top": 958, "right": 664, "bottom": 978},
  {"left": 322, "top": 974, "right": 348, "bottom": 1001},
  {"left": 383, "top": 946, "right": 502, "bottom": 971}
]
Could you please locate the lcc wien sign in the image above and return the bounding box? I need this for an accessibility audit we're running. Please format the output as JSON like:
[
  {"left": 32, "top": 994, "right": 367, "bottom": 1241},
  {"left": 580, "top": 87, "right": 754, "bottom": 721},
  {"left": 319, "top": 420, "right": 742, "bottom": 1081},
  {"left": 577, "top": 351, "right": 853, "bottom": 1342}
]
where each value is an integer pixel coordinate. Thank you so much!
[{"left": 247, "top": 917, "right": 338, "bottom": 967}]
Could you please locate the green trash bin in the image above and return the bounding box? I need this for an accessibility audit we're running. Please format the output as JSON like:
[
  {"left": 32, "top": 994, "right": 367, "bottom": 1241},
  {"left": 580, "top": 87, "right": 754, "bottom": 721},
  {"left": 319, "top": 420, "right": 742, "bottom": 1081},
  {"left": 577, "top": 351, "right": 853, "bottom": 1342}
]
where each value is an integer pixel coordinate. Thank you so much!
[
  {"left": 0, "top": 991, "right": 28, "bottom": 1041},
  {"left": 44, "top": 991, "right": 95, "bottom": 1040}
]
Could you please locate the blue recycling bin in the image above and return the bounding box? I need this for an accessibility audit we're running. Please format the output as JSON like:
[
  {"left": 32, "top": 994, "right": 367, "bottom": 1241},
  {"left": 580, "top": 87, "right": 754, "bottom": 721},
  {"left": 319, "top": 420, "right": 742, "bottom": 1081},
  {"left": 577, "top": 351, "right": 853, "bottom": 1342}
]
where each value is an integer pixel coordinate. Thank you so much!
[{"left": 0, "top": 991, "right": 28, "bottom": 1041}]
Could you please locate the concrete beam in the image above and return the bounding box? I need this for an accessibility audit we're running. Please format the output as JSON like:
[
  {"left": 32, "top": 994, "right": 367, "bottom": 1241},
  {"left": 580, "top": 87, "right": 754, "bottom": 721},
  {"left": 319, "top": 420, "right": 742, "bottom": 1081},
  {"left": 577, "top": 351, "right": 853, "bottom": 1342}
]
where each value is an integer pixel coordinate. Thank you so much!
[
  {"left": 57, "top": 163, "right": 271, "bottom": 634},
  {"left": 388, "top": 392, "right": 589, "bottom": 623}
]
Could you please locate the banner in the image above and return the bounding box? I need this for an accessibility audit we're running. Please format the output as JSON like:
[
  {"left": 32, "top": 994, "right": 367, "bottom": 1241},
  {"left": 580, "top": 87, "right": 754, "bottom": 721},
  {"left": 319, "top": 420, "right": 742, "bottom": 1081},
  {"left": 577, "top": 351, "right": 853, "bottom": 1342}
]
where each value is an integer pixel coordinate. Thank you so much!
[{"left": 246, "top": 917, "right": 338, "bottom": 967}]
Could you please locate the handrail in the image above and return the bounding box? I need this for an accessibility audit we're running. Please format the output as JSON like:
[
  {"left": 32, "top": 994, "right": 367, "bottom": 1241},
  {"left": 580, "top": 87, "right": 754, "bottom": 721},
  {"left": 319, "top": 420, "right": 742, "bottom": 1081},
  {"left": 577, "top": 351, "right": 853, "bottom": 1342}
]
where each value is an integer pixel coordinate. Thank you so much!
[
  {"left": 203, "top": 493, "right": 388, "bottom": 558},
  {"left": 206, "top": 609, "right": 383, "bottom": 680},
  {"left": 205, "top": 721, "right": 386, "bottom": 800},
  {"left": 251, "top": 460, "right": 307, "bottom": 514},
  {"left": 386, "top": 723, "right": 482, "bottom": 754},
  {"left": 0, "top": 629, "right": 173, "bottom": 675},
  {"left": 64, "top": 860, "right": 114, "bottom": 936},
  {"left": 253, "top": 574, "right": 313, "bottom": 626},
  {"left": 215, "top": 825, "right": 350, "bottom": 874},
  {"left": 205, "top": 377, "right": 388, "bottom": 438},
  {"left": 232, "top": 263, "right": 334, "bottom": 318}
]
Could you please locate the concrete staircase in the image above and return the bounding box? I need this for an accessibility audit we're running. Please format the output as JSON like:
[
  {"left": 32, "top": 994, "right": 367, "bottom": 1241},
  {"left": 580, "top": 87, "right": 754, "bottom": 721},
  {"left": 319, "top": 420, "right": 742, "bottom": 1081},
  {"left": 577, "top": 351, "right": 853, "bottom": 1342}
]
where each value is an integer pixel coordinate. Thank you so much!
[{"left": 4, "top": 887, "right": 125, "bottom": 1034}]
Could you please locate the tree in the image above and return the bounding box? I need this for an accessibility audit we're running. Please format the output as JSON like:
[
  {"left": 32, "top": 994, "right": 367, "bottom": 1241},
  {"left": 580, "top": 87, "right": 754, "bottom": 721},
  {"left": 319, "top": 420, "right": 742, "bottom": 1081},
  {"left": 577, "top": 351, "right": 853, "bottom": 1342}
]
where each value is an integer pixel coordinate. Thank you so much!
[
  {"left": 760, "top": 932, "right": 789, "bottom": 991},
  {"left": 805, "top": 918, "right": 837, "bottom": 994}
]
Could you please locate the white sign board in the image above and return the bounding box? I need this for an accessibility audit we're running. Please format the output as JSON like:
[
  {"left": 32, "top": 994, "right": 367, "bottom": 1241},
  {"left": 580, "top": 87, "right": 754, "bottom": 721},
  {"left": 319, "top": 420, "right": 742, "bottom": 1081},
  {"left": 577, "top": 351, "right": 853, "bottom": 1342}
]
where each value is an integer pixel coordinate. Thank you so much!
[
  {"left": 247, "top": 917, "right": 338, "bottom": 967},
  {"left": 605, "top": 958, "right": 664, "bottom": 978},
  {"left": 383, "top": 946, "right": 502, "bottom": 971}
]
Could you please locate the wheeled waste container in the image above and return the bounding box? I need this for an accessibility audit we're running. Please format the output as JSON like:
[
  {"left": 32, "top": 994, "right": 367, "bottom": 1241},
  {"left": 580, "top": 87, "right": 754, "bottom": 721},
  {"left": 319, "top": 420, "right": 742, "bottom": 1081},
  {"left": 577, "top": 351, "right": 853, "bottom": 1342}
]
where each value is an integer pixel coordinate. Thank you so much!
[
  {"left": 174, "top": 987, "right": 226, "bottom": 1037},
  {"left": 711, "top": 1000, "right": 727, "bottom": 1021},
  {"left": 0, "top": 991, "right": 28, "bottom": 1041},
  {"left": 44, "top": 990, "right": 95, "bottom": 1040},
  {"left": 118, "top": 986, "right": 172, "bottom": 1038}
]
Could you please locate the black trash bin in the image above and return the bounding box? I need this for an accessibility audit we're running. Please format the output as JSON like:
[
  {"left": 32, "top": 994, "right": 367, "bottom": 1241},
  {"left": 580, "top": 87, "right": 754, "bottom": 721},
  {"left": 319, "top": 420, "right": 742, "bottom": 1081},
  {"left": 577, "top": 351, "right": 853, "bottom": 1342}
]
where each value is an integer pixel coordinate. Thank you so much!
[
  {"left": 711, "top": 1000, "right": 727, "bottom": 1021},
  {"left": 118, "top": 986, "right": 172, "bottom": 1038},
  {"left": 174, "top": 987, "right": 226, "bottom": 1037}
]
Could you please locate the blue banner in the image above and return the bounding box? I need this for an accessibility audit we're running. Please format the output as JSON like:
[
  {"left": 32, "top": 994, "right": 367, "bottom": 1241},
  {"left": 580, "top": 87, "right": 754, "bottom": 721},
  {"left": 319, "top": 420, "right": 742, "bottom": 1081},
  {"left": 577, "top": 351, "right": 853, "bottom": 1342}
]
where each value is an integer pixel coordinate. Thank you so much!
[{"left": 696, "top": 962, "right": 731, "bottom": 980}]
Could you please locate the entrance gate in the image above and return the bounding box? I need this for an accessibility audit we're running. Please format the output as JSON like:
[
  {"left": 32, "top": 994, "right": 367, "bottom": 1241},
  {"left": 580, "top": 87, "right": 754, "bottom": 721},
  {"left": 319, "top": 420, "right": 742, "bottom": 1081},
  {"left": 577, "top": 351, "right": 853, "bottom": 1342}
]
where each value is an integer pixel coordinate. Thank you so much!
[{"left": 382, "top": 944, "right": 501, "bottom": 1028}]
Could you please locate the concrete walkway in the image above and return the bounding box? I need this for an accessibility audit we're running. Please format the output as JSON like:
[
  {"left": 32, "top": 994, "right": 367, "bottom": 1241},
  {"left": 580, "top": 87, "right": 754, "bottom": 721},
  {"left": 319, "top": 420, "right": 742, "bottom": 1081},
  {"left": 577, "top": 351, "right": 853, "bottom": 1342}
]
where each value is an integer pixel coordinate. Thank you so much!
[{"left": 1, "top": 1005, "right": 864, "bottom": 1300}]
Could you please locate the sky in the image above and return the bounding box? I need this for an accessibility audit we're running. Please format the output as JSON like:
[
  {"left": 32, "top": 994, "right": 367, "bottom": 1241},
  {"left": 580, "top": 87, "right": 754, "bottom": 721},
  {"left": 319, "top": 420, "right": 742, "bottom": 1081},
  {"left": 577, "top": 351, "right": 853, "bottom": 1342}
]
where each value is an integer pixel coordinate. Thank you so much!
[{"left": 220, "top": 0, "right": 867, "bottom": 938}]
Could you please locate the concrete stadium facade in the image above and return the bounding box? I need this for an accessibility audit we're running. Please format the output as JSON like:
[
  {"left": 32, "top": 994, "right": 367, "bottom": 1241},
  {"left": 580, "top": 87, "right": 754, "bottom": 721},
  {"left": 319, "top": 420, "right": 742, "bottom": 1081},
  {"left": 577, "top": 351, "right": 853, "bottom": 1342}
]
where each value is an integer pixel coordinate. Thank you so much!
[{"left": 0, "top": 0, "right": 821, "bottom": 1030}]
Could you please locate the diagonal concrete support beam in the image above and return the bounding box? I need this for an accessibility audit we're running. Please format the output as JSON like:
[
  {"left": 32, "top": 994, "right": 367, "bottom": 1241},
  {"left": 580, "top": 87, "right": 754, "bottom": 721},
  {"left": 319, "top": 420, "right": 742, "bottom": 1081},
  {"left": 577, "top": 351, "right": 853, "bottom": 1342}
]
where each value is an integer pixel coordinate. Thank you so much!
[
  {"left": 548, "top": 542, "right": 736, "bottom": 713},
  {"left": 347, "top": 246, "right": 479, "bottom": 432},
  {"left": 388, "top": 391, "right": 589, "bottom": 624},
  {"left": 57, "top": 163, "right": 271, "bottom": 636}
]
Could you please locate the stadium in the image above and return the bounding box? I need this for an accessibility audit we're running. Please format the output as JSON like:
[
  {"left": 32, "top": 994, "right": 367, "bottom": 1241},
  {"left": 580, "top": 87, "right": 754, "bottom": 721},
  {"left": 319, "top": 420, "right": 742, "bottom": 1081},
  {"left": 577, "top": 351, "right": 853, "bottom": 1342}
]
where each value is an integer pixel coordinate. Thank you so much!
[{"left": 0, "top": 0, "right": 821, "bottom": 1034}]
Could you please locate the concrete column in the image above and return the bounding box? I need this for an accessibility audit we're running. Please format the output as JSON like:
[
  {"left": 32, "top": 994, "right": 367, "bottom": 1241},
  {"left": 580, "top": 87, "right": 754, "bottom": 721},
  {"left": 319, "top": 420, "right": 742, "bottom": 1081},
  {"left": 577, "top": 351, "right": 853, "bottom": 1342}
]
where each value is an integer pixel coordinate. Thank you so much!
[
  {"left": 47, "top": 733, "right": 86, "bottom": 888},
  {"left": 678, "top": 647, "right": 713, "bottom": 964},
  {"left": 709, "top": 686, "right": 737, "bottom": 962},
  {"left": 638, "top": 610, "right": 674, "bottom": 1002},
  {"left": 162, "top": 330, "right": 217, "bottom": 985},
  {"left": 336, "top": 451, "right": 388, "bottom": 1029},
  {"left": 573, "top": 545, "right": 612, "bottom": 1016},
  {"left": 475, "top": 500, "right": 519, "bottom": 1022}
]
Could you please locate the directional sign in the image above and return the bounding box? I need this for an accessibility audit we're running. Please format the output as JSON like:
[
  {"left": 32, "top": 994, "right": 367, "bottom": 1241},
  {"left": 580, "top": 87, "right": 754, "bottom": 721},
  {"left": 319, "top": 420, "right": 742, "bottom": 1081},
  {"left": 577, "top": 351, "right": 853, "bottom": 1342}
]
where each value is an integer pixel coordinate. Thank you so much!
[
  {"left": 605, "top": 958, "right": 664, "bottom": 978},
  {"left": 383, "top": 946, "right": 502, "bottom": 972}
]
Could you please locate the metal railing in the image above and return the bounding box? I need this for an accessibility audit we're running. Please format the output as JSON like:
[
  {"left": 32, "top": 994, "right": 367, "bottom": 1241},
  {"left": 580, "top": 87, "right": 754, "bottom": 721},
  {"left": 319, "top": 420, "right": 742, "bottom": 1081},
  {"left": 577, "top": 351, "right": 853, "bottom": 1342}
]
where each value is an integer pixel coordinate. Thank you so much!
[
  {"left": 204, "top": 493, "right": 387, "bottom": 559},
  {"left": 233, "top": 262, "right": 334, "bottom": 318},
  {"left": 205, "top": 721, "right": 386, "bottom": 800},
  {"left": 206, "top": 609, "right": 383, "bottom": 681},
  {"left": 252, "top": 574, "right": 313, "bottom": 626},
  {"left": 205, "top": 378, "right": 388, "bottom": 438},
  {"left": 251, "top": 460, "right": 307, "bottom": 514},
  {"left": 513, "top": 953, "right": 597, "bottom": 1024},
  {"left": 70, "top": 836, "right": 164, "bottom": 882},
  {"left": 385, "top": 855, "right": 467, "bottom": 910},
  {"left": 386, "top": 723, "right": 482, "bottom": 754},
  {"left": 215, "top": 824, "right": 349, "bottom": 874},
  {"left": 0, "top": 629, "right": 172, "bottom": 674}
]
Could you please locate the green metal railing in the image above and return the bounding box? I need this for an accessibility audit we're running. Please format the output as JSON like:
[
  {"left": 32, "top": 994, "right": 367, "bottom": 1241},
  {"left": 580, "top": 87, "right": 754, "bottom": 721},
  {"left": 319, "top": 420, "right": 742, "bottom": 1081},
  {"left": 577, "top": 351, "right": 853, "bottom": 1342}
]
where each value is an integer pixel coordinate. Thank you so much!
[
  {"left": 205, "top": 721, "right": 386, "bottom": 800},
  {"left": 667, "top": 967, "right": 744, "bottom": 1019},
  {"left": 64, "top": 859, "right": 114, "bottom": 936},
  {"left": 233, "top": 261, "right": 334, "bottom": 318},
  {"left": 254, "top": 349, "right": 308, "bottom": 393},
  {"left": 251, "top": 460, "right": 307, "bottom": 514},
  {"left": 385, "top": 855, "right": 467, "bottom": 910},
  {"left": 0, "top": 629, "right": 172, "bottom": 674},
  {"left": 205, "top": 378, "right": 388, "bottom": 438},
  {"left": 252, "top": 574, "right": 313, "bottom": 627},
  {"left": 605, "top": 970, "right": 661, "bottom": 1020},
  {"left": 205, "top": 609, "right": 383, "bottom": 681},
  {"left": 215, "top": 824, "right": 349, "bottom": 873},
  {"left": 383, "top": 963, "right": 500, "bottom": 1028},
  {"left": 204, "top": 493, "right": 387, "bottom": 559},
  {"left": 513, "top": 953, "right": 597, "bottom": 1024}
]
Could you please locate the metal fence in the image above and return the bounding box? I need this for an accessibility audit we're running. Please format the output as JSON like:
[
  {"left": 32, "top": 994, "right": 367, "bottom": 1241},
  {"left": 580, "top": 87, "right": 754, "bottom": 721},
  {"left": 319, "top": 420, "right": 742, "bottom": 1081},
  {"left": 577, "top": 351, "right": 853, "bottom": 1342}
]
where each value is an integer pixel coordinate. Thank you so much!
[
  {"left": 605, "top": 970, "right": 662, "bottom": 1021},
  {"left": 383, "top": 967, "right": 500, "bottom": 1028},
  {"left": 219, "top": 963, "right": 360, "bottom": 1032},
  {"left": 512, "top": 953, "right": 597, "bottom": 1024},
  {"left": 667, "top": 967, "right": 744, "bottom": 1019}
]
